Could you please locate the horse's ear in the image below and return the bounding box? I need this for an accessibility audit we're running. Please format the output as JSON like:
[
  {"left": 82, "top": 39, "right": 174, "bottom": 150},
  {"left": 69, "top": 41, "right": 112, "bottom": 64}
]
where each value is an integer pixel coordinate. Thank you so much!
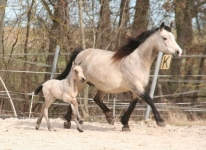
[
  {"left": 78, "top": 60, "right": 82, "bottom": 65},
  {"left": 159, "top": 22, "right": 165, "bottom": 31},
  {"left": 73, "top": 61, "right": 76, "bottom": 66},
  {"left": 170, "top": 21, "right": 174, "bottom": 28}
]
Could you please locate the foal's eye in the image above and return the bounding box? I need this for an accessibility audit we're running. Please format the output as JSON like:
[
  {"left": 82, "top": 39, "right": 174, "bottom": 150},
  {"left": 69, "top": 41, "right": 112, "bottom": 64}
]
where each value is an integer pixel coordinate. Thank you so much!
[
  {"left": 163, "top": 37, "right": 167, "bottom": 40},
  {"left": 74, "top": 70, "right": 78, "bottom": 74}
]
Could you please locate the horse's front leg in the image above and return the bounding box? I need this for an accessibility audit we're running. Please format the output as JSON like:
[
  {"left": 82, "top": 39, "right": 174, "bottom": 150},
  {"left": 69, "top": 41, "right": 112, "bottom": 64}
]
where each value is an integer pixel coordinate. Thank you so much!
[
  {"left": 140, "top": 92, "right": 165, "bottom": 126},
  {"left": 94, "top": 90, "right": 114, "bottom": 125}
]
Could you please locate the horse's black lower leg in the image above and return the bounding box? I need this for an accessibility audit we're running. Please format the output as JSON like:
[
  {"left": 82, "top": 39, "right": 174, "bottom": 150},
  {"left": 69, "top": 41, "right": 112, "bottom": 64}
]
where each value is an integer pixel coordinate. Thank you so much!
[
  {"left": 140, "top": 92, "right": 165, "bottom": 126},
  {"left": 64, "top": 104, "right": 72, "bottom": 129},
  {"left": 121, "top": 98, "right": 138, "bottom": 131},
  {"left": 94, "top": 91, "right": 114, "bottom": 125}
]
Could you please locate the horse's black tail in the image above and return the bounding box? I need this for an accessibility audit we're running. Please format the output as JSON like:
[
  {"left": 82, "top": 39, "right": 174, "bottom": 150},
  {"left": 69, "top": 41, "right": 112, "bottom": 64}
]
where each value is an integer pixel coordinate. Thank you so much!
[
  {"left": 55, "top": 47, "right": 84, "bottom": 80},
  {"left": 34, "top": 84, "right": 43, "bottom": 95}
]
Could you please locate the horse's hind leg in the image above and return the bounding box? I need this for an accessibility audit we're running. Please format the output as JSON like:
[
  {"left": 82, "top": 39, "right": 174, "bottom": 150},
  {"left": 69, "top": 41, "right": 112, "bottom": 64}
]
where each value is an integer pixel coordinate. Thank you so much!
[
  {"left": 71, "top": 104, "right": 83, "bottom": 132},
  {"left": 94, "top": 90, "right": 114, "bottom": 125},
  {"left": 121, "top": 97, "right": 138, "bottom": 131},
  {"left": 64, "top": 104, "right": 72, "bottom": 129}
]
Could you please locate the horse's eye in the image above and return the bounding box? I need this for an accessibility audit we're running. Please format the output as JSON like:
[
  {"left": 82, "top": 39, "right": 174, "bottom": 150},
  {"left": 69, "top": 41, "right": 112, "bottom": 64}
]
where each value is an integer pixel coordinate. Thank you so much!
[
  {"left": 74, "top": 70, "right": 78, "bottom": 74},
  {"left": 163, "top": 37, "right": 167, "bottom": 40}
]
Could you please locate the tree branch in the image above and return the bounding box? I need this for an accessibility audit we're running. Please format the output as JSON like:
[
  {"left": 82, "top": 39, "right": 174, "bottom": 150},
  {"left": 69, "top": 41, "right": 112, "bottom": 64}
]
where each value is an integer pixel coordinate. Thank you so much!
[{"left": 40, "top": 0, "right": 53, "bottom": 19}]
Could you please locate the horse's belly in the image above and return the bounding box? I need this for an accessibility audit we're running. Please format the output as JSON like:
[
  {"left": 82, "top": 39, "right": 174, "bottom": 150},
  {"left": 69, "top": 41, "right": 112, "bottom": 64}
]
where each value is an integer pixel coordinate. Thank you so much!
[{"left": 91, "top": 79, "right": 129, "bottom": 93}]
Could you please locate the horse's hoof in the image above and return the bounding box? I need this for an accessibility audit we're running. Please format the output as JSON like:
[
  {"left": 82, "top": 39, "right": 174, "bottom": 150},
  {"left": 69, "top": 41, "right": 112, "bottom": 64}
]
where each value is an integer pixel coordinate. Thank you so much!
[
  {"left": 156, "top": 121, "right": 166, "bottom": 127},
  {"left": 64, "top": 122, "right": 71, "bottom": 129},
  {"left": 77, "top": 128, "right": 83, "bottom": 132},
  {"left": 107, "top": 118, "right": 114, "bottom": 125},
  {"left": 105, "top": 111, "right": 114, "bottom": 125},
  {"left": 79, "top": 120, "right": 83, "bottom": 125},
  {"left": 122, "top": 126, "right": 131, "bottom": 132}
]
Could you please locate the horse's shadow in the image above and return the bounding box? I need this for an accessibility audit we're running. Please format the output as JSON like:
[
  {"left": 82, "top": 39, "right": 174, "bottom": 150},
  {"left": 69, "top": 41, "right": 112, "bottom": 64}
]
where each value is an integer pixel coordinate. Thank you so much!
[{"left": 12, "top": 119, "right": 118, "bottom": 132}]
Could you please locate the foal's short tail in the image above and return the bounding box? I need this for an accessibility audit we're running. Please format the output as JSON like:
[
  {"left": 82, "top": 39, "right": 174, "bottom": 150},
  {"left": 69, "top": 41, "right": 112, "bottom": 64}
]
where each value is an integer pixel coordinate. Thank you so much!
[
  {"left": 34, "top": 85, "right": 43, "bottom": 95},
  {"left": 55, "top": 47, "right": 84, "bottom": 80}
]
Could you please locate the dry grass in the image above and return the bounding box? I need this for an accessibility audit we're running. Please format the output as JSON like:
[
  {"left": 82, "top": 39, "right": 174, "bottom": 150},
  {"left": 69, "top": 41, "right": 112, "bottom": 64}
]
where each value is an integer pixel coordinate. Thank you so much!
[{"left": 166, "top": 110, "right": 206, "bottom": 126}]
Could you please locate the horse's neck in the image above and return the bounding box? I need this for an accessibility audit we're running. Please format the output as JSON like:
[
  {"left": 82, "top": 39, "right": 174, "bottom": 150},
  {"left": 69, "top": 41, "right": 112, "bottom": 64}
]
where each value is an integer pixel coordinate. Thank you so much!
[{"left": 129, "top": 33, "right": 159, "bottom": 67}]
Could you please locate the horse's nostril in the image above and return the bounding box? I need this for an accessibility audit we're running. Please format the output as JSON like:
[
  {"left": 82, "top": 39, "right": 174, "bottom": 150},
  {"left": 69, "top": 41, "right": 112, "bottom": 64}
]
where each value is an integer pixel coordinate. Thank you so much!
[
  {"left": 81, "top": 78, "right": 86, "bottom": 82},
  {"left": 176, "top": 50, "right": 179, "bottom": 55}
]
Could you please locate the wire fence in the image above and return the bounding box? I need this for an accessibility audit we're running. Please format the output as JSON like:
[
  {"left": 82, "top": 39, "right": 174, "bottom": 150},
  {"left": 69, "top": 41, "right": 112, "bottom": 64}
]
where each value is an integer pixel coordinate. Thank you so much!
[{"left": 0, "top": 50, "right": 206, "bottom": 121}]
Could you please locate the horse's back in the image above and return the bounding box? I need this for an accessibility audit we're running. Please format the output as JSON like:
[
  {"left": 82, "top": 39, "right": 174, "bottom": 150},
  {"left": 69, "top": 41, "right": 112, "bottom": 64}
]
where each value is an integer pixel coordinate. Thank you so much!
[
  {"left": 43, "top": 79, "right": 63, "bottom": 99},
  {"left": 75, "top": 48, "right": 130, "bottom": 93}
]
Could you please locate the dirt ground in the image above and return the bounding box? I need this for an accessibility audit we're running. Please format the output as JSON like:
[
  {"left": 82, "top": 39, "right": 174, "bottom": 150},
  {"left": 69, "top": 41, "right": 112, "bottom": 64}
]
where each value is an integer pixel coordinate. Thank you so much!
[{"left": 0, "top": 117, "right": 205, "bottom": 150}]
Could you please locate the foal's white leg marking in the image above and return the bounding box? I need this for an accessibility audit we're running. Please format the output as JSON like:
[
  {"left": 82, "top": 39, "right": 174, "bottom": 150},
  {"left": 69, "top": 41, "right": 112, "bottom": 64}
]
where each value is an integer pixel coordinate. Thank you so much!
[
  {"left": 71, "top": 104, "right": 83, "bottom": 132},
  {"left": 43, "top": 96, "right": 56, "bottom": 131},
  {"left": 63, "top": 94, "right": 83, "bottom": 126}
]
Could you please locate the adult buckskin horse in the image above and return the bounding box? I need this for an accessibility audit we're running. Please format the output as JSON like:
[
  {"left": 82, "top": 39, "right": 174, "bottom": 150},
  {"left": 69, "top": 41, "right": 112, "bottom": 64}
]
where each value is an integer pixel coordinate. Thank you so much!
[{"left": 34, "top": 22, "right": 182, "bottom": 131}]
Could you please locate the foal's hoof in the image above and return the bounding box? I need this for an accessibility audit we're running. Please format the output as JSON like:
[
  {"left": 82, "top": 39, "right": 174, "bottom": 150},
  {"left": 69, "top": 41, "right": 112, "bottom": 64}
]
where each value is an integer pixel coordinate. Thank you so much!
[
  {"left": 35, "top": 124, "right": 40, "bottom": 130},
  {"left": 64, "top": 122, "right": 71, "bottom": 129},
  {"left": 122, "top": 124, "right": 131, "bottom": 131},
  {"left": 48, "top": 127, "right": 56, "bottom": 131},
  {"left": 77, "top": 128, "right": 83, "bottom": 132},
  {"left": 156, "top": 120, "right": 166, "bottom": 127}
]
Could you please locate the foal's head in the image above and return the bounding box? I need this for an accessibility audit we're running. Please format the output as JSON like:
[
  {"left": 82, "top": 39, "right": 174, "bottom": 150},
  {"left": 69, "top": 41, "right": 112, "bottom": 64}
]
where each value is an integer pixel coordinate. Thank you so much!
[{"left": 72, "top": 61, "right": 86, "bottom": 83}]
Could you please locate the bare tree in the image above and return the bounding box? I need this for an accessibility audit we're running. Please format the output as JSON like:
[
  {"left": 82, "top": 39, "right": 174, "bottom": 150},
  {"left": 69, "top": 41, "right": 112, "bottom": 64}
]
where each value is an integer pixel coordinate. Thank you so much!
[
  {"left": 0, "top": 0, "right": 7, "bottom": 56},
  {"left": 96, "top": 0, "right": 111, "bottom": 50},
  {"left": 132, "top": 0, "right": 150, "bottom": 36},
  {"left": 41, "top": 0, "right": 72, "bottom": 80}
]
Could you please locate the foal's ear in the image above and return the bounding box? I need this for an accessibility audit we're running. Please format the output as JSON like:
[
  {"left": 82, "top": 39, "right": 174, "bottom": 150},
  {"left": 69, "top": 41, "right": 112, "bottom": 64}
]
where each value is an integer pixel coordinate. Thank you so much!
[{"left": 159, "top": 22, "right": 165, "bottom": 31}]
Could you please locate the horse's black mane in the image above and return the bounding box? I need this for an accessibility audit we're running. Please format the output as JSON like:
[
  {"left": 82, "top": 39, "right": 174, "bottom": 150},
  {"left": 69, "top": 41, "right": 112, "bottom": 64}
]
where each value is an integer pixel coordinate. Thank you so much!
[{"left": 112, "top": 26, "right": 171, "bottom": 62}]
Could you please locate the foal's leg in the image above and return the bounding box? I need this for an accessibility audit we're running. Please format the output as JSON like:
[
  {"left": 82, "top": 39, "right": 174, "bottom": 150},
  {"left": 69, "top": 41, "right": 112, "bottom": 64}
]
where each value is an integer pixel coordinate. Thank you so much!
[
  {"left": 140, "top": 92, "right": 165, "bottom": 126},
  {"left": 72, "top": 100, "right": 83, "bottom": 124},
  {"left": 36, "top": 103, "right": 45, "bottom": 130},
  {"left": 94, "top": 90, "right": 114, "bottom": 125},
  {"left": 43, "top": 96, "right": 56, "bottom": 131},
  {"left": 70, "top": 104, "right": 83, "bottom": 132}
]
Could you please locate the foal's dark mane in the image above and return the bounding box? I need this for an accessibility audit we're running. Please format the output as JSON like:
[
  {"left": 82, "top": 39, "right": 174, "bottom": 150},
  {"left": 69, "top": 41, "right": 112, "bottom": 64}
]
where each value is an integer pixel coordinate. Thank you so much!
[{"left": 112, "top": 26, "right": 171, "bottom": 62}]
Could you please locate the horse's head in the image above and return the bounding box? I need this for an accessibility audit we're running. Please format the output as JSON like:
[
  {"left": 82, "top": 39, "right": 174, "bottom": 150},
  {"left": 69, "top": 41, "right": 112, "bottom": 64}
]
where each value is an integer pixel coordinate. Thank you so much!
[
  {"left": 73, "top": 60, "right": 86, "bottom": 83},
  {"left": 157, "top": 22, "right": 182, "bottom": 58}
]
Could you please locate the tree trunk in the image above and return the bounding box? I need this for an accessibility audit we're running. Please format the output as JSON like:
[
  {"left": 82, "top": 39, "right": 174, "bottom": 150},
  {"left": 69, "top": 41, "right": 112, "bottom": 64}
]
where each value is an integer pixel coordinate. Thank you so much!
[
  {"left": 78, "top": 0, "right": 89, "bottom": 119},
  {"left": 96, "top": 0, "right": 111, "bottom": 50},
  {"left": 132, "top": 0, "right": 149, "bottom": 36},
  {"left": 42, "top": 0, "right": 71, "bottom": 80},
  {"left": 23, "top": 0, "right": 35, "bottom": 62},
  {"left": 168, "top": 0, "right": 194, "bottom": 100},
  {"left": 117, "top": 0, "right": 129, "bottom": 47},
  {"left": 0, "top": 0, "right": 7, "bottom": 57}
]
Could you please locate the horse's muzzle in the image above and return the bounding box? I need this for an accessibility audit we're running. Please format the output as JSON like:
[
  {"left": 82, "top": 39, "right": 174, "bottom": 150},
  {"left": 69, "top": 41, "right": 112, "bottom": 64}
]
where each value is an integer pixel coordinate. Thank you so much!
[
  {"left": 173, "top": 50, "right": 181, "bottom": 58},
  {"left": 81, "top": 78, "right": 86, "bottom": 83}
]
